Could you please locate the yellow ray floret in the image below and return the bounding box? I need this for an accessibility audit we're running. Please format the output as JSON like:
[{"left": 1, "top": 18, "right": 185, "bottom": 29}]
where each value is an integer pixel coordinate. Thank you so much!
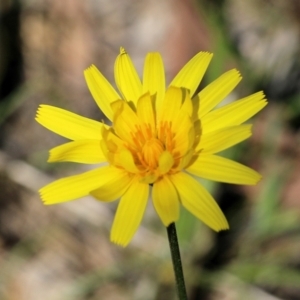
[
  {"left": 143, "top": 52, "right": 165, "bottom": 112},
  {"left": 48, "top": 140, "right": 106, "bottom": 164},
  {"left": 35, "top": 105, "right": 103, "bottom": 140}
]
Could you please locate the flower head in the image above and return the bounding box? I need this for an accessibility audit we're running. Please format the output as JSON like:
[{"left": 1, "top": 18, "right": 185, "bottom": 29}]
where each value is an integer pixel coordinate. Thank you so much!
[{"left": 36, "top": 47, "right": 267, "bottom": 246}]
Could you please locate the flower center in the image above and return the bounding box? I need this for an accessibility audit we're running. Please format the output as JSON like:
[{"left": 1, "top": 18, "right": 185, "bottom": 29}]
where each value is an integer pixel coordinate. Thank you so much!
[
  {"left": 101, "top": 88, "right": 197, "bottom": 183},
  {"left": 142, "top": 138, "right": 164, "bottom": 169}
]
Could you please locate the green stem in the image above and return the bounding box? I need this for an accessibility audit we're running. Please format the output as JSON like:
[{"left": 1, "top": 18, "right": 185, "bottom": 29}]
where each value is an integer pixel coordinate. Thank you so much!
[{"left": 167, "top": 223, "right": 188, "bottom": 300}]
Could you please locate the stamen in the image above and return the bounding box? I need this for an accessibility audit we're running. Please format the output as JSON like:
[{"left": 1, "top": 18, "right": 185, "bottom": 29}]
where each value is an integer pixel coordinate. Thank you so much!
[
  {"left": 145, "top": 124, "right": 152, "bottom": 139},
  {"left": 135, "top": 125, "right": 146, "bottom": 144},
  {"left": 130, "top": 132, "right": 142, "bottom": 150},
  {"left": 137, "top": 151, "right": 149, "bottom": 169},
  {"left": 142, "top": 138, "right": 164, "bottom": 170}
]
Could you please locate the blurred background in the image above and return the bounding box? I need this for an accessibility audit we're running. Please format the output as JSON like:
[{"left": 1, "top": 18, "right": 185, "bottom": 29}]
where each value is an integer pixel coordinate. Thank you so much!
[{"left": 1, "top": 0, "right": 300, "bottom": 299}]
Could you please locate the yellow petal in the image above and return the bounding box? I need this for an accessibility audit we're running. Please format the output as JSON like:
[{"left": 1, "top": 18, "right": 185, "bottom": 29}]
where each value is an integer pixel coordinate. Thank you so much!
[
  {"left": 114, "top": 47, "right": 142, "bottom": 104},
  {"left": 197, "top": 69, "right": 242, "bottom": 118},
  {"left": 201, "top": 91, "right": 267, "bottom": 133},
  {"left": 159, "top": 86, "right": 183, "bottom": 124},
  {"left": 40, "top": 166, "right": 117, "bottom": 204},
  {"left": 113, "top": 101, "right": 142, "bottom": 146},
  {"left": 118, "top": 149, "right": 140, "bottom": 173},
  {"left": 179, "top": 89, "right": 193, "bottom": 117},
  {"left": 110, "top": 98, "right": 124, "bottom": 116},
  {"left": 172, "top": 88, "right": 193, "bottom": 132},
  {"left": 90, "top": 170, "right": 133, "bottom": 201},
  {"left": 152, "top": 176, "right": 180, "bottom": 226},
  {"left": 48, "top": 140, "right": 106, "bottom": 164},
  {"left": 158, "top": 151, "right": 174, "bottom": 174},
  {"left": 111, "top": 179, "right": 149, "bottom": 246},
  {"left": 173, "top": 115, "right": 194, "bottom": 156},
  {"left": 136, "top": 92, "right": 156, "bottom": 136},
  {"left": 171, "top": 90, "right": 195, "bottom": 155},
  {"left": 143, "top": 52, "right": 165, "bottom": 119},
  {"left": 140, "top": 173, "right": 158, "bottom": 184},
  {"left": 35, "top": 105, "right": 103, "bottom": 140},
  {"left": 84, "top": 65, "right": 120, "bottom": 121},
  {"left": 101, "top": 126, "right": 125, "bottom": 152},
  {"left": 198, "top": 125, "right": 252, "bottom": 154},
  {"left": 176, "top": 149, "right": 194, "bottom": 171},
  {"left": 170, "top": 52, "right": 213, "bottom": 96},
  {"left": 169, "top": 172, "right": 229, "bottom": 231},
  {"left": 187, "top": 154, "right": 261, "bottom": 185}
]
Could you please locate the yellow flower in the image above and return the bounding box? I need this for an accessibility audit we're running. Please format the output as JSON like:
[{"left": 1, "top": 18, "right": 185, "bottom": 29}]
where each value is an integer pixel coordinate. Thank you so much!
[{"left": 36, "top": 47, "right": 267, "bottom": 247}]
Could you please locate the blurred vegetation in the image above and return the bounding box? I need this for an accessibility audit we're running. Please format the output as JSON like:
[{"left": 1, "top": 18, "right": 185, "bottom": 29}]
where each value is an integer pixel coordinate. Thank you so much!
[{"left": 1, "top": 0, "right": 300, "bottom": 299}]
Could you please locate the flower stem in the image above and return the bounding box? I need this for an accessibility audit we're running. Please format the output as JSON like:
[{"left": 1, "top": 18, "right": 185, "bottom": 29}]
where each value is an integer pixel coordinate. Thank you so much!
[{"left": 167, "top": 223, "right": 188, "bottom": 300}]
